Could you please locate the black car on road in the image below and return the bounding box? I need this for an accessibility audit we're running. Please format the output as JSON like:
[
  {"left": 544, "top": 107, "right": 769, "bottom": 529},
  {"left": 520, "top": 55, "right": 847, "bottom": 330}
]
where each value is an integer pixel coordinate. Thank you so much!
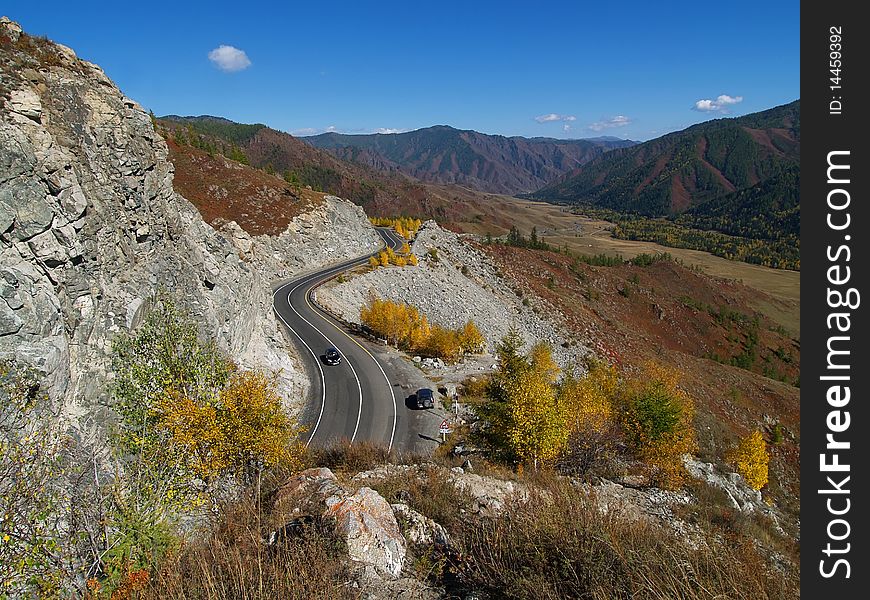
[
  {"left": 324, "top": 348, "right": 342, "bottom": 366},
  {"left": 416, "top": 388, "right": 435, "bottom": 409}
]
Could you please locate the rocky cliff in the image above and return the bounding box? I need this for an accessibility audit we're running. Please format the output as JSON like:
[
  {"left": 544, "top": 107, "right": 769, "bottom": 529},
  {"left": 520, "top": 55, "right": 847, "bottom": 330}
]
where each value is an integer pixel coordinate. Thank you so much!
[{"left": 0, "top": 17, "right": 379, "bottom": 415}]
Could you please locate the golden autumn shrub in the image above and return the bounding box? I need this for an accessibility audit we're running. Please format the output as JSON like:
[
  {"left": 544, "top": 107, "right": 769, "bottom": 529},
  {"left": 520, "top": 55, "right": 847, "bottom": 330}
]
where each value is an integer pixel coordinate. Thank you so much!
[
  {"left": 726, "top": 430, "right": 769, "bottom": 491},
  {"left": 458, "top": 321, "right": 486, "bottom": 354},
  {"left": 617, "top": 362, "right": 696, "bottom": 488},
  {"left": 556, "top": 361, "right": 620, "bottom": 475},
  {"left": 424, "top": 326, "right": 462, "bottom": 364},
  {"left": 369, "top": 237, "right": 417, "bottom": 269},
  {"left": 370, "top": 216, "right": 423, "bottom": 239},
  {"left": 157, "top": 371, "right": 302, "bottom": 482},
  {"left": 359, "top": 297, "right": 484, "bottom": 363}
]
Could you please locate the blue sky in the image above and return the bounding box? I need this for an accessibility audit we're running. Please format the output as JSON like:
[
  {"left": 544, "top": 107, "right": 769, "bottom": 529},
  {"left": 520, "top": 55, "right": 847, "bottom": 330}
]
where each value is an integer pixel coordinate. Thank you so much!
[{"left": 5, "top": 1, "right": 799, "bottom": 141}]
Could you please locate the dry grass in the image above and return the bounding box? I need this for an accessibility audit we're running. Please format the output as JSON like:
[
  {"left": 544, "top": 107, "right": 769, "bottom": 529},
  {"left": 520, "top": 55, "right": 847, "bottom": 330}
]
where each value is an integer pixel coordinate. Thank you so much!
[
  {"left": 123, "top": 447, "right": 797, "bottom": 599},
  {"left": 450, "top": 479, "right": 797, "bottom": 600},
  {"left": 305, "top": 439, "right": 395, "bottom": 473},
  {"left": 142, "top": 495, "right": 355, "bottom": 600}
]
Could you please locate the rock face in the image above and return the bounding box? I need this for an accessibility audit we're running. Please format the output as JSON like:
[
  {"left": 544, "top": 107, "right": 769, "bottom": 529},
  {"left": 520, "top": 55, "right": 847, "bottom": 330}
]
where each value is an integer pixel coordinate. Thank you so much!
[
  {"left": 682, "top": 456, "right": 763, "bottom": 512},
  {"left": 219, "top": 196, "right": 380, "bottom": 283},
  {"left": 1, "top": 28, "right": 256, "bottom": 408},
  {"left": 0, "top": 19, "right": 379, "bottom": 417}
]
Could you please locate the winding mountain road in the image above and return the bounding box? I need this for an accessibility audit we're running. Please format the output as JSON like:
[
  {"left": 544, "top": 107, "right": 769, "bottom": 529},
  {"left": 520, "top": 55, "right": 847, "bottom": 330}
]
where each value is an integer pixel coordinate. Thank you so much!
[{"left": 272, "top": 227, "right": 421, "bottom": 451}]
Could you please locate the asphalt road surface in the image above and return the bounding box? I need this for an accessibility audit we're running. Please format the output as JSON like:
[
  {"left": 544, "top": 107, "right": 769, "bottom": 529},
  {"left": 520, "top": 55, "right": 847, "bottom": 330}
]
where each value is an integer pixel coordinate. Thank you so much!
[{"left": 272, "top": 227, "right": 429, "bottom": 452}]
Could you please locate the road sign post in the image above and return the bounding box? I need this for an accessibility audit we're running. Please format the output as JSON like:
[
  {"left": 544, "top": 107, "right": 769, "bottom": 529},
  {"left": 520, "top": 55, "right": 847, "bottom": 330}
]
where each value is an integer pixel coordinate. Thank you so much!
[{"left": 438, "top": 418, "right": 451, "bottom": 442}]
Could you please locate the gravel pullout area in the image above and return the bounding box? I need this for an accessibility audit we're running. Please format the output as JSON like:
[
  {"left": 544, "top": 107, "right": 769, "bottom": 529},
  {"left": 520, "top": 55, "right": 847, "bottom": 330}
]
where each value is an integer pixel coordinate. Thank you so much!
[{"left": 315, "top": 221, "right": 590, "bottom": 371}]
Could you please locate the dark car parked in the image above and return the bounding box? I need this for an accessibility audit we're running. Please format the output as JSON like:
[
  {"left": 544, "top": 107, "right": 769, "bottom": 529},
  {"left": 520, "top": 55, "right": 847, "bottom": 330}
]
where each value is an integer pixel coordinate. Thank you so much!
[
  {"left": 416, "top": 388, "right": 435, "bottom": 409},
  {"left": 324, "top": 348, "right": 342, "bottom": 365}
]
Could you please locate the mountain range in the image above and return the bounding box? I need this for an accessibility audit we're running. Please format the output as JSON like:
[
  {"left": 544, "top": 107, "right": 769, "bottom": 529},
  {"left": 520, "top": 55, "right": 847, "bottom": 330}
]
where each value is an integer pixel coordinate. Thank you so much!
[
  {"left": 303, "top": 126, "right": 634, "bottom": 195},
  {"left": 528, "top": 101, "right": 800, "bottom": 217},
  {"left": 162, "top": 102, "right": 800, "bottom": 254}
]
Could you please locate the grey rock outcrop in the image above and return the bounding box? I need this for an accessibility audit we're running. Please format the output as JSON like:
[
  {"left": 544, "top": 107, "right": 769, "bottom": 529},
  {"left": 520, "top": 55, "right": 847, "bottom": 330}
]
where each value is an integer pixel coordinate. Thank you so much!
[
  {"left": 0, "top": 18, "right": 380, "bottom": 418},
  {"left": 448, "top": 468, "right": 529, "bottom": 517},
  {"left": 272, "top": 468, "right": 407, "bottom": 579},
  {"left": 682, "top": 456, "right": 763, "bottom": 512},
  {"left": 391, "top": 503, "right": 450, "bottom": 548},
  {"left": 1, "top": 26, "right": 260, "bottom": 411}
]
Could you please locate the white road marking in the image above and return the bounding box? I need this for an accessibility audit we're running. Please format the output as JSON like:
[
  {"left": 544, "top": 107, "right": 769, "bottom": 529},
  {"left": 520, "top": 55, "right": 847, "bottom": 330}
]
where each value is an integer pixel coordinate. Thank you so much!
[
  {"left": 272, "top": 229, "right": 401, "bottom": 449},
  {"left": 271, "top": 281, "right": 326, "bottom": 447}
]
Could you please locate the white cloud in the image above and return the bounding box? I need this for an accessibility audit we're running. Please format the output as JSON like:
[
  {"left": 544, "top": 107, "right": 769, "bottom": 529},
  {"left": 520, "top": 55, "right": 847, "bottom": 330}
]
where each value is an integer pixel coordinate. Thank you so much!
[
  {"left": 563, "top": 124, "right": 572, "bottom": 133},
  {"left": 693, "top": 94, "right": 743, "bottom": 112},
  {"left": 587, "top": 115, "right": 632, "bottom": 132},
  {"left": 373, "top": 128, "right": 407, "bottom": 134},
  {"left": 535, "top": 113, "right": 576, "bottom": 123},
  {"left": 290, "top": 127, "right": 318, "bottom": 136},
  {"left": 208, "top": 45, "right": 252, "bottom": 72}
]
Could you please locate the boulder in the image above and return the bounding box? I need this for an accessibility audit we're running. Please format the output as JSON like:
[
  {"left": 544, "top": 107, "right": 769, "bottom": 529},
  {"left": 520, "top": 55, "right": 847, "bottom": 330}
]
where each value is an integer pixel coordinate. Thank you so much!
[
  {"left": 391, "top": 503, "right": 450, "bottom": 548},
  {"left": 272, "top": 467, "right": 345, "bottom": 516},
  {"left": 273, "top": 469, "right": 408, "bottom": 579},
  {"left": 326, "top": 487, "right": 407, "bottom": 579},
  {"left": 448, "top": 470, "right": 528, "bottom": 517}
]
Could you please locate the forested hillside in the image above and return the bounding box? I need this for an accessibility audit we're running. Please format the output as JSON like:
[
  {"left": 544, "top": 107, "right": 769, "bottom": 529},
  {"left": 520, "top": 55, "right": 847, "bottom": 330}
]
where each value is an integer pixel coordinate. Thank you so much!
[{"left": 530, "top": 101, "right": 799, "bottom": 216}]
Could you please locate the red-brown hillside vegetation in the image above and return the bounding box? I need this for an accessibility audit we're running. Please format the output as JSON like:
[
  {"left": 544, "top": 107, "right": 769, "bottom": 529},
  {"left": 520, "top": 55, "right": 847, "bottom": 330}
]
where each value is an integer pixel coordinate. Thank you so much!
[
  {"left": 481, "top": 243, "right": 800, "bottom": 516},
  {"left": 166, "top": 139, "right": 323, "bottom": 236}
]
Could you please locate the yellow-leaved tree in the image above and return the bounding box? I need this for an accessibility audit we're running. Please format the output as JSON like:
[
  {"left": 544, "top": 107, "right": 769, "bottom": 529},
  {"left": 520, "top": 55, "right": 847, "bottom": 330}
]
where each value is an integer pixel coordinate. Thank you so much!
[
  {"left": 486, "top": 331, "right": 569, "bottom": 469},
  {"left": 726, "top": 430, "right": 769, "bottom": 491},
  {"left": 528, "top": 341, "right": 559, "bottom": 384},
  {"left": 556, "top": 360, "right": 619, "bottom": 474},
  {"left": 458, "top": 321, "right": 486, "bottom": 354},
  {"left": 424, "top": 326, "right": 462, "bottom": 364},
  {"left": 506, "top": 369, "right": 566, "bottom": 469},
  {"left": 360, "top": 297, "right": 485, "bottom": 363},
  {"left": 157, "top": 370, "right": 302, "bottom": 483}
]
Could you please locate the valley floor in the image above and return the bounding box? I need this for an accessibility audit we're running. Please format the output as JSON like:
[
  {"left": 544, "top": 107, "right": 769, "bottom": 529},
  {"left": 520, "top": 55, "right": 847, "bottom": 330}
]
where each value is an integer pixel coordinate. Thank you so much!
[{"left": 449, "top": 197, "right": 800, "bottom": 337}]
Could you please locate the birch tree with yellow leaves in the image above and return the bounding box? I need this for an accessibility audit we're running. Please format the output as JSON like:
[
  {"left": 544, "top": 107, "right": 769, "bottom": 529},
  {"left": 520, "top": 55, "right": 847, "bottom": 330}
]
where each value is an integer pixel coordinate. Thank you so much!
[{"left": 726, "top": 430, "right": 769, "bottom": 491}]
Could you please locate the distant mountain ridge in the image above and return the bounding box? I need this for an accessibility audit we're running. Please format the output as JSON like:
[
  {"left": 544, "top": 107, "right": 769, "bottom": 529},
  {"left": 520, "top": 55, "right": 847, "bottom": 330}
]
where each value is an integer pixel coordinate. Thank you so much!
[
  {"left": 303, "top": 125, "right": 635, "bottom": 195},
  {"left": 527, "top": 101, "right": 799, "bottom": 216}
]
